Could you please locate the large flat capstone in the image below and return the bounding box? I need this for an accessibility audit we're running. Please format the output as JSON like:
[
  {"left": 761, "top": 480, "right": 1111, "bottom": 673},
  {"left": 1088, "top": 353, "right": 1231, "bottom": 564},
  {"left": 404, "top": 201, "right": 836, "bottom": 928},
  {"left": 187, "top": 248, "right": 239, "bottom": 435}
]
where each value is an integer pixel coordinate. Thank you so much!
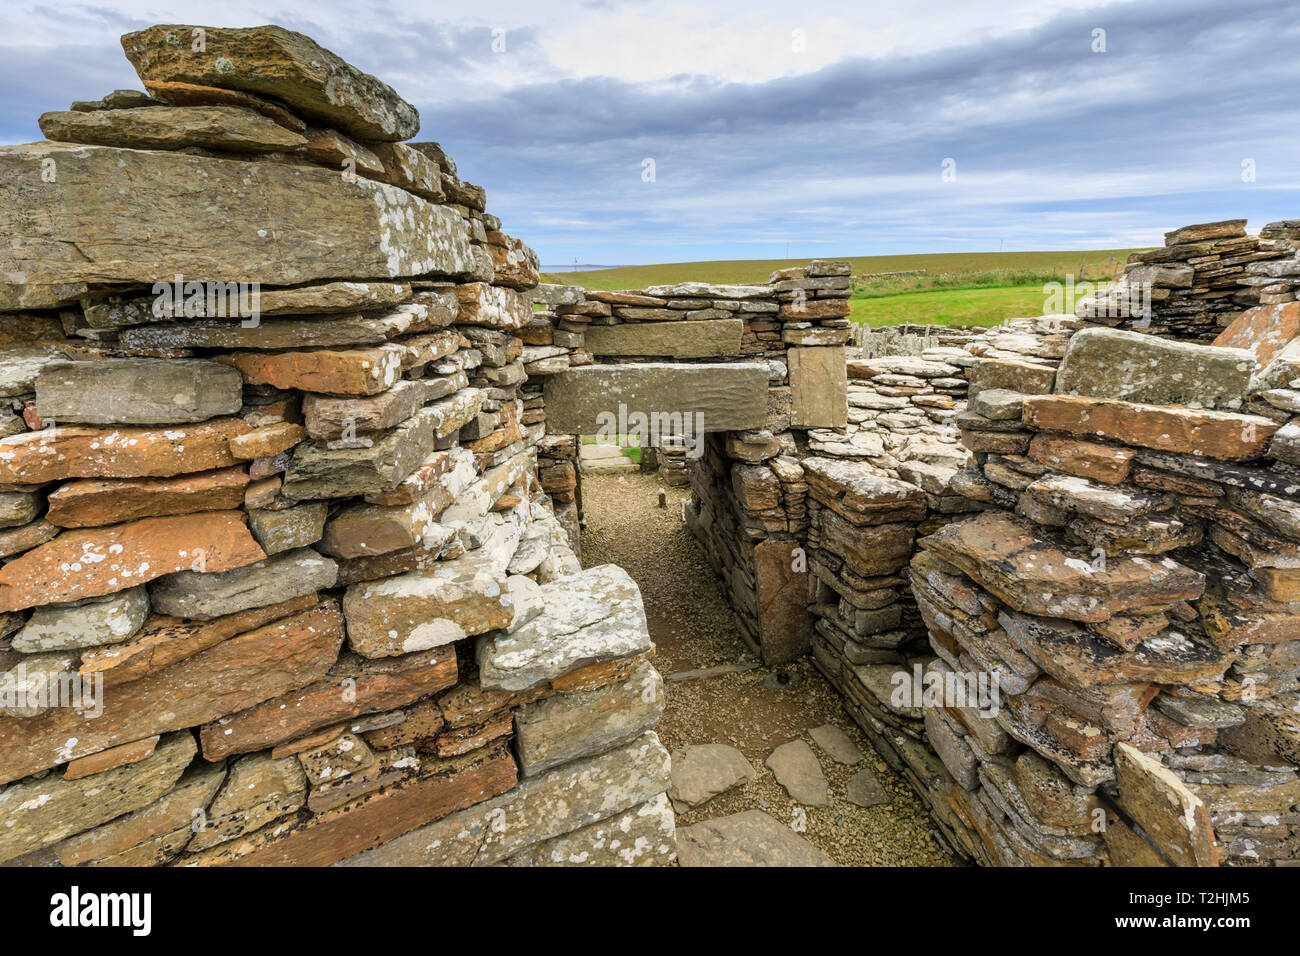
[
  {"left": 0, "top": 144, "right": 475, "bottom": 307},
  {"left": 1054, "top": 328, "right": 1257, "bottom": 410},
  {"left": 542, "top": 362, "right": 769, "bottom": 434},
  {"left": 583, "top": 320, "right": 743, "bottom": 359}
]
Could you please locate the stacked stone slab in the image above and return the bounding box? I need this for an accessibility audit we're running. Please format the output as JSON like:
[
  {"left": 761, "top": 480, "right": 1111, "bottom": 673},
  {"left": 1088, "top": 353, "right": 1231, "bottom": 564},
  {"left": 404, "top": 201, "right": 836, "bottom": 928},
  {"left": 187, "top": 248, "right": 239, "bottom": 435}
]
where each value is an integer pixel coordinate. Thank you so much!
[
  {"left": 784, "top": 297, "right": 1300, "bottom": 865},
  {"left": 523, "top": 282, "right": 588, "bottom": 551},
  {"left": 656, "top": 440, "right": 691, "bottom": 486},
  {"left": 803, "top": 457, "right": 932, "bottom": 749},
  {"left": 817, "top": 315, "right": 1074, "bottom": 480},
  {"left": 802, "top": 316, "right": 1073, "bottom": 695},
  {"left": 675, "top": 304, "right": 1069, "bottom": 669},
  {"left": 1078, "top": 219, "right": 1299, "bottom": 341},
  {"left": 665, "top": 264, "right": 851, "bottom": 662},
  {"left": 827, "top": 352, "right": 971, "bottom": 482},
  {"left": 522, "top": 263, "right": 850, "bottom": 665},
  {"left": 863, "top": 319, "right": 1299, "bottom": 866},
  {"left": 0, "top": 24, "right": 674, "bottom": 868}
]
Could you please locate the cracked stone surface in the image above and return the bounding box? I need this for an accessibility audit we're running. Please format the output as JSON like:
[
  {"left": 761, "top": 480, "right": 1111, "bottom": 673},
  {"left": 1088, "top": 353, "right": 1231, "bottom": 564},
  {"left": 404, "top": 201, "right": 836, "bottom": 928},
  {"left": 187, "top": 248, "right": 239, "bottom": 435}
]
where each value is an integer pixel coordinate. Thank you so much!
[
  {"left": 765, "top": 739, "right": 831, "bottom": 807},
  {"left": 676, "top": 809, "right": 836, "bottom": 867},
  {"left": 809, "top": 724, "right": 864, "bottom": 766},
  {"left": 668, "top": 742, "right": 757, "bottom": 809}
]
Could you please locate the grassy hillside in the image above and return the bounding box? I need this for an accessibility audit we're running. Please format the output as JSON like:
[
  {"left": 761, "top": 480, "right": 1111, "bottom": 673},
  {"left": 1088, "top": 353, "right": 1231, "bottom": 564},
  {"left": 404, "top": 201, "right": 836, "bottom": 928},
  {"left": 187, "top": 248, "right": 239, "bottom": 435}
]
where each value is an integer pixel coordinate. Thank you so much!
[
  {"left": 546, "top": 248, "right": 1146, "bottom": 327},
  {"left": 851, "top": 285, "right": 1063, "bottom": 327}
]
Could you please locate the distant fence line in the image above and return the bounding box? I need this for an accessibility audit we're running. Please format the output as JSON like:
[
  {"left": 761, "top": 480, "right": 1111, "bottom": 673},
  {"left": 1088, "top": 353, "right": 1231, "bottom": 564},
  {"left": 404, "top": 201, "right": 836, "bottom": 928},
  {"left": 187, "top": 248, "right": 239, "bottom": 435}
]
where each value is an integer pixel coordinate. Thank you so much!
[{"left": 856, "top": 269, "right": 928, "bottom": 280}]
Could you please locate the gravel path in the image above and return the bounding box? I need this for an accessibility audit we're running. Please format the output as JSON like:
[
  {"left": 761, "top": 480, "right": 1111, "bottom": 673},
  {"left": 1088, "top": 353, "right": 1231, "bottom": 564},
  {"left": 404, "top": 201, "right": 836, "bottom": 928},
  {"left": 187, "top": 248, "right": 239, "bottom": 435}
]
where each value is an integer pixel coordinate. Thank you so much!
[{"left": 580, "top": 470, "right": 958, "bottom": 867}]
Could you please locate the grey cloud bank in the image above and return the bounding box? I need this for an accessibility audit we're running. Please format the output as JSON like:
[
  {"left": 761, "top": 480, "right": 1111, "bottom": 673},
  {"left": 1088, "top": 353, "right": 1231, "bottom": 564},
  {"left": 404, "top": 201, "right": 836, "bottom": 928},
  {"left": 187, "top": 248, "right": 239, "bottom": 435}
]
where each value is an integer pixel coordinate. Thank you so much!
[{"left": 2, "top": 0, "right": 1295, "bottom": 263}]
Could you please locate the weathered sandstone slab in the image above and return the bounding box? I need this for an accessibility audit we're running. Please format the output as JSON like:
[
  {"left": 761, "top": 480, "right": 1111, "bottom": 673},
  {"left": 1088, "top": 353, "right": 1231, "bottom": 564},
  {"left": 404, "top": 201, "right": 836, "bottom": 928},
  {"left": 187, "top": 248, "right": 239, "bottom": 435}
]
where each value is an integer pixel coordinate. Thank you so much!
[
  {"left": 46, "top": 467, "right": 250, "bottom": 527},
  {"left": 584, "top": 319, "right": 743, "bottom": 358},
  {"left": 61, "top": 735, "right": 160, "bottom": 780},
  {"left": 1214, "top": 302, "right": 1300, "bottom": 366},
  {"left": 13, "top": 586, "right": 149, "bottom": 652},
  {"left": 0, "top": 143, "right": 474, "bottom": 307},
  {"left": 140, "top": 308, "right": 442, "bottom": 354},
  {"left": 504, "top": 793, "right": 676, "bottom": 867},
  {"left": 39, "top": 104, "right": 307, "bottom": 152},
  {"left": 668, "top": 743, "right": 757, "bottom": 808},
  {"left": 217, "top": 346, "right": 404, "bottom": 396},
  {"left": 1054, "top": 328, "right": 1256, "bottom": 410},
  {"left": 0, "top": 510, "right": 266, "bottom": 612},
  {"left": 342, "top": 549, "right": 512, "bottom": 657},
  {"left": 121, "top": 24, "right": 420, "bottom": 141},
  {"left": 182, "top": 746, "right": 516, "bottom": 866},
  {"left": 85, "top": 281, "right": 413, "bottom": 329},
  {"left": 789, "top": 346, "right": 848, "bottom": 428},
  {"left": 1022, "top": 395, "right": 1277, "bottom": 462},
  {"left": 48, "top": 760, "right": 226, "bottom": 867},
  {"left": 36, "top": 358, "right": 243, "bottom": 424},
  {"left": 302, "top": 375, "right": 466, "bottom": 440},
  {"left": 188, "top": 751, "right": 308, "bottom": 851},
  {"left": 0, "top": 418, "right": 250, "bottom": 484},
  {"left": 676, "top": 809, "right": 836, "bottom": 866},
  {"left": 78, "top": 594, "right": 320, "bottom": 687},
  {"left": 149, "top": 547, "right": 337, "bottom": 620},
  {"left": 198, "top": 645, "right": 457, "bottom": 759},
  {"left": 455, "top": 282, "right": 532, "bottom": 330},
  {"left": 478, "top": 564, "right": 652, "bottom": 691},
  {"left": 803, "top": 456, "right": 927, "bottom": 524},
  {"left": 544, "top": 363, "right": 770, "bottom": 434},
  {"left": 281, "top": 405, "right": 450, "bottom": 500},
  {"left": 247, "top": 502, "right": 328, "bottom": 555},
  {"left": 514, "top": 663, "right": 665, "bottom": 776},
  {"left": 0, "top": 731, "right": 196, "bottom": 864},
  {"left": 337, "top": 733, "right": 670, "bottom": 866},
  {"left": 1026, "top": 435, "right": 1136, "bottom": 485},
  {"left": 999, "top": 610, "right": 1236, "bottom": 688},
  {"left": 920, "top": 511, "right": 1204, "bottom": 623},
  {"left": 1114, "top": 742, "right": 1217, "bottom": 866}
]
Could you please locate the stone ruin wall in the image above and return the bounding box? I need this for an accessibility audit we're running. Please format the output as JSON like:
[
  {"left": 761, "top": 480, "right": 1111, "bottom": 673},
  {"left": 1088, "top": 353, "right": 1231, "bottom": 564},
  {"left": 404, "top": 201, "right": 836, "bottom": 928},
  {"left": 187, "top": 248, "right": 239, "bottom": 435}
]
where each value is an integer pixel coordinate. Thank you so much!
[
  {"left": 684, "top": 232, "right": 1300, "bottom": 867},
  {"left": 0, "top": 25, "right": 678, "bottom": 867},
  {"left": 530, "top": 221, "right": 1300, "bottom": 868},
  {"left": 533, "top": 224, "right": 1300, "bottom": 867},
  {"left": 530, "top": 264, "right": 853, "bottom": 665},
  {"left": 1081, "top": 218, "right": 1300, "bottom": 341}
]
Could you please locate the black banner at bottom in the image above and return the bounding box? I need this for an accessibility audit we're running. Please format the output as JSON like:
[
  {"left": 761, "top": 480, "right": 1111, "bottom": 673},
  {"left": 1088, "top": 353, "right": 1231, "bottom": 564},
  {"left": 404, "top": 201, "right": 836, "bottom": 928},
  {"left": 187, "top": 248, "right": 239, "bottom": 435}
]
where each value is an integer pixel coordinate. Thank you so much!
[{"left": 0, "top": 863, "right": 1278, "bottom": 944}]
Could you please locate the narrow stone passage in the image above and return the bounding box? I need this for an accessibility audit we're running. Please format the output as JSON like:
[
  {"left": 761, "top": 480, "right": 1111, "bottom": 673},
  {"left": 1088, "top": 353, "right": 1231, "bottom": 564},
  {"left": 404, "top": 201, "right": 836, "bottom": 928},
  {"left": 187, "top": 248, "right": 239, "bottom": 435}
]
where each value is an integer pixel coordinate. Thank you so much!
[{"left": 580, "top": 470, "right": 958, "bottom": 866}]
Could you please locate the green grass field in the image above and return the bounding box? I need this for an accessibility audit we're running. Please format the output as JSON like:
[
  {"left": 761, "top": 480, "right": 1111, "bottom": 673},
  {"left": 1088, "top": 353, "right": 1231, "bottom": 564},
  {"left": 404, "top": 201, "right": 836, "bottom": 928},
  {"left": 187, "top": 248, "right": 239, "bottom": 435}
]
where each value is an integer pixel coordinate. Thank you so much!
[
  {"left": 546, "top": 248, "right": 1147, "bottom": 327},
  {"left": 850, "top": 285, "right": 1064, "bottom": 327}
]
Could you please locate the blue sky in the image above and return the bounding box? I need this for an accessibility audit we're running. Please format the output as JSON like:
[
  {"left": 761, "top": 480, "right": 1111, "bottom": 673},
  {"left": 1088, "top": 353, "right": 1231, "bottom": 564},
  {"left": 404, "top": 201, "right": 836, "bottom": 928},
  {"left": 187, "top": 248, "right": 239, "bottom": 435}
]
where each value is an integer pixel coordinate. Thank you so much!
[{"left": 2, "top": 0, "right": 1297, "bottom": 265}]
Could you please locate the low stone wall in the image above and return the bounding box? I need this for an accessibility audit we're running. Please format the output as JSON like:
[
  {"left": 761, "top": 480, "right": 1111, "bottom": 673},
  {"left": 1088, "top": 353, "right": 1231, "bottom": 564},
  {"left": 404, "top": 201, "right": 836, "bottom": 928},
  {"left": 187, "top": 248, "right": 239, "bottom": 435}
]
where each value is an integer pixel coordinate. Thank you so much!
[
  {"left": 0, "top": 24, "right": 673, "bottom": 867},
  {"left": 807, "top": 283, "right": 1300, "bottom": 866}
]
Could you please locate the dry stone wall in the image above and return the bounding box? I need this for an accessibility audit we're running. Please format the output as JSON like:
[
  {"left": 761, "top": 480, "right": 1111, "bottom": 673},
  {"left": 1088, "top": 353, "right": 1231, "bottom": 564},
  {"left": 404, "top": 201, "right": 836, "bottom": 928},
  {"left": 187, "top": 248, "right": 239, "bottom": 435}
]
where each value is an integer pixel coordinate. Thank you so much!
[
  {"left": 0, "top": 24, "right": 675, "bottom": 867},
  {"left": 528, "top": 262, "right": 853, "bottom": 665},
  {"left": 1079, "top": 218, "right": 1300, "bottom": 341},
  {"left": 803, "top": 246, "right": 1300, "bottom": 866}
]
